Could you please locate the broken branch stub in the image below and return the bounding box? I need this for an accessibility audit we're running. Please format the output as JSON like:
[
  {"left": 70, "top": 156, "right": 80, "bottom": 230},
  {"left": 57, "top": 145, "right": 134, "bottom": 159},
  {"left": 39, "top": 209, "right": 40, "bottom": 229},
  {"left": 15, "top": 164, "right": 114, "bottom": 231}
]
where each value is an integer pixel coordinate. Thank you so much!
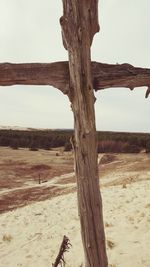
[
  {"left": 92, "top": 62, "right": 150, "bottom": 97},
  {"left": 145, "top": 86, "right": 150, "bottom": 98},
  {"left": 60, "top": 0, "right": 99, "bottom": 50}
]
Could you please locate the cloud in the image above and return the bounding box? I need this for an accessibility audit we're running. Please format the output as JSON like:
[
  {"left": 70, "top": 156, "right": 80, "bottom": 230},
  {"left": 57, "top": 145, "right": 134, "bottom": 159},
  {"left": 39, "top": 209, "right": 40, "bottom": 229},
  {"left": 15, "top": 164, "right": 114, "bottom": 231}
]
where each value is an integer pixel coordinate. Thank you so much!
[
  {"left": 95, "top": 88, "right": 150, "bottom": 132},
  {"left": 0, "top": 0, "right": 149, "bottom": 132},
  {"left": 0, "top": 85, "right": 73, "bottom": 128}
]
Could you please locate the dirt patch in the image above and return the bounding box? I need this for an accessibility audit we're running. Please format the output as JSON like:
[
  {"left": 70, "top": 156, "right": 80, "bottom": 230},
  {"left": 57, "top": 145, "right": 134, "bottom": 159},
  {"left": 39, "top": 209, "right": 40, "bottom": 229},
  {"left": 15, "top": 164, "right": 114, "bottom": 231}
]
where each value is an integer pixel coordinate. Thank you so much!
[
  {"left": 0, "top": 147, "right": 74, "bottom": 190},
  {"left": 0, "top": 147, "right": 75, "bottom": 213},
  {"left": 99, "top": 154, "right": 117, "bottom": 164},
  {"left": 0, "top": 185, "right": 75, "bottom": 214},
  {"left": 0, "top": 148, "right": 149, "bottom": 214},
  {"left": 30, "top": 164, "right": 52, "bottom": 171},
  {"left": 58, "top": 174, "right": 76, "bottom": 185}
]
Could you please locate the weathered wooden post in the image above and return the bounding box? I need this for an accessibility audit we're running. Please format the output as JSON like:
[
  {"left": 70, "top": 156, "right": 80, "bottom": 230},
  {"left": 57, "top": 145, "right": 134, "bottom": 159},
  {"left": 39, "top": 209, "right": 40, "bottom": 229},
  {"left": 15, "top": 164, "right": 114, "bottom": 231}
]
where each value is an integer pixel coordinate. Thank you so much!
[{"left": 60, "top": 1, "right": 108, "bottom": 266}]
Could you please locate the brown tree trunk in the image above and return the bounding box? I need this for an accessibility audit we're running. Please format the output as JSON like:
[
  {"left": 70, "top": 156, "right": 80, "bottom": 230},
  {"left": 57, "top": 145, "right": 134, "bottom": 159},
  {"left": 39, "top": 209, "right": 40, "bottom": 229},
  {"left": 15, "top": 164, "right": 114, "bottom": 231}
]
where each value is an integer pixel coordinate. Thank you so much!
[{"left": 61, "top": 1, "right": 108, "bottom": 266}]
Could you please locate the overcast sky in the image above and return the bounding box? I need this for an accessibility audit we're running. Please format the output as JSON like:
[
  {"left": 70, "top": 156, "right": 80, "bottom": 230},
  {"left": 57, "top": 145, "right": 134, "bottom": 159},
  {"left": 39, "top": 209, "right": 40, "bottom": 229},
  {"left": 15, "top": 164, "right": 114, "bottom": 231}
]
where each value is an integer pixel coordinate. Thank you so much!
[{"left": 0, "top": 0, "right": 150, "bottom": 132}]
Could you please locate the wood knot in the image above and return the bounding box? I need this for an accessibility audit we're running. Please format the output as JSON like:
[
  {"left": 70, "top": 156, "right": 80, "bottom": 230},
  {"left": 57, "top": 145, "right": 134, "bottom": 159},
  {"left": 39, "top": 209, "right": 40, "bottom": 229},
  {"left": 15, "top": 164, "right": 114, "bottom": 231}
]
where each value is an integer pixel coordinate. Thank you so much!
[
  {"left": 82, "top": 134, "right": 86, "bottom": 139},
  {"left": 59, "top": 16, "right": 67, "bottom": 26},
  {"left": 78, "top": 27, "right": 82, "bottom": 41}
]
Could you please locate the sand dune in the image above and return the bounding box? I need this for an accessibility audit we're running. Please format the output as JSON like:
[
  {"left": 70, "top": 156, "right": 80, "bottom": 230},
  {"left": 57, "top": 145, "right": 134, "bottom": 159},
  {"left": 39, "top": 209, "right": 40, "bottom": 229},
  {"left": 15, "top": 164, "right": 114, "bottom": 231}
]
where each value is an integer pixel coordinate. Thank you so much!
[{"left": 0, "top": 178, "right": 150, "bottom": 267}]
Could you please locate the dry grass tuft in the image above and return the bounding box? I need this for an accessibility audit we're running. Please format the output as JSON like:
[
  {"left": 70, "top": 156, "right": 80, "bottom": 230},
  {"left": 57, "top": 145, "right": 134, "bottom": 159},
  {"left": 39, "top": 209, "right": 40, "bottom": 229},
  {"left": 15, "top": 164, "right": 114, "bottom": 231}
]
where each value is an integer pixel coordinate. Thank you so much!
[
  {"left": 107, "top": 239, "right": 115, "bottom": 249},
  {"left": 105, "top": 222, "right": 113, "bottom": 227},
  {"left": 122, "top": 183, "right": 127, "bottom": 188},
  {"left": 2, "top": 234, "right": 13, "bottom": 242},
  {"left": 145, "top": 203, "right": 150, "bottom": 208}
]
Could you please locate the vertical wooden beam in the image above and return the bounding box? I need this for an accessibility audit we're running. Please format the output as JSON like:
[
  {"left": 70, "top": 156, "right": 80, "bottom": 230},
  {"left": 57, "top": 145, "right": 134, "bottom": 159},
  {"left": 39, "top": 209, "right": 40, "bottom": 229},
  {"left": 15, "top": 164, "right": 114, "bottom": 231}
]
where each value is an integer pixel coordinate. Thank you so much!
[{"left": 60, "top": 1, "right": 108, "bottom": 266}]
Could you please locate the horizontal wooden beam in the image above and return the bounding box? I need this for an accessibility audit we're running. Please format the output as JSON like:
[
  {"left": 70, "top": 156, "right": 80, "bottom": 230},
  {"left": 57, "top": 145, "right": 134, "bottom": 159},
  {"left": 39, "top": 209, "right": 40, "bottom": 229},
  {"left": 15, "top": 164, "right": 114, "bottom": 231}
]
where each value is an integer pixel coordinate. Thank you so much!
[
  {"left": 0, "top": 62, "right": 69, "bottom": 94},
  {"left": 0, "top": 61, "right": 150, "bottom": 97},
  {"left": 92, "top": 62, "right": 150, "bottom": 98}
]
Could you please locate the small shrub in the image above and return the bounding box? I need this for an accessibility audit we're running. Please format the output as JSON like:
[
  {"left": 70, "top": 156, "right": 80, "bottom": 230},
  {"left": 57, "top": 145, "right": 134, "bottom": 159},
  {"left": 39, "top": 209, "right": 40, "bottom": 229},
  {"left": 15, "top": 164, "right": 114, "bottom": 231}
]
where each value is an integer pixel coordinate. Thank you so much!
[
  {"left": 10, "top": 139, "right": 19, "bottom": 150},
  {"left": 145, "top": 141, "right": 150, "bottom": 153},
  {"left": 122, "top": 143, "right": 141, "bottom": 153},
  {"left": 10, "top": 145, "right": 19, "bottom": 150},
  {"left": 64, "top": 141, "right": 72, "bottom": 151},
  {"left": 107, "top": 239, "right": 115, "bottom": 249},
  {"left": 30, "top": 164, "right": 51, "bottom": 171},
  {"left": 97, "top": 140, "right": 125, "bottom": 153},
  {"left": 105, "top": 222, "right": 113, "bottom": 227},
  {"left": 100, "top": 154, "right": 117, "bottom": 164},
  {"left": 29, "top": 147, "right": 38, "bottom": 151}
]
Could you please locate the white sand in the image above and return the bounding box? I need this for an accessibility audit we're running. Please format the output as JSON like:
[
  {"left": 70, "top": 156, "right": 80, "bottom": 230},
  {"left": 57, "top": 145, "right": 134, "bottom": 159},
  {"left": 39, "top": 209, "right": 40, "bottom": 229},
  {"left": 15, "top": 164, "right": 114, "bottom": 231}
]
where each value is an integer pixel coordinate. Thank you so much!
[{"left": 0, "top": 180, "right": 150, "bottom": 267}]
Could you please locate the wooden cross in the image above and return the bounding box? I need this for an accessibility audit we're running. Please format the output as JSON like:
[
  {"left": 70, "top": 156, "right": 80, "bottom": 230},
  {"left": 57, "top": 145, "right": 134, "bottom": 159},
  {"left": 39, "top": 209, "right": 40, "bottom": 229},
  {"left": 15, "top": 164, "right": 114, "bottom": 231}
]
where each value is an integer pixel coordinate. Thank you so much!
[{"left": 0, "top": 1, "right": 150, "bottom": 266}]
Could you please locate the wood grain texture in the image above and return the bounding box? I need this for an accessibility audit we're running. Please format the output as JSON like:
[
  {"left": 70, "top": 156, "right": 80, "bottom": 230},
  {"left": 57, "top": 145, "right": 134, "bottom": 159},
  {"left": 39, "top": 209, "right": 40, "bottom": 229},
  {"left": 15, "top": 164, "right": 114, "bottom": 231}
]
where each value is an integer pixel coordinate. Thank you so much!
[
  {"left": 61, "top": 1, "right": 108, "bottom": 267},
  {"left": 0, "top": 62, "right": 69, "bottom": 94},
  {"left": 1, "top": 62, "right": 150, "bottom": 97},
  {"left": 92, "top": 62, "right": 150, "bottom": 96}
]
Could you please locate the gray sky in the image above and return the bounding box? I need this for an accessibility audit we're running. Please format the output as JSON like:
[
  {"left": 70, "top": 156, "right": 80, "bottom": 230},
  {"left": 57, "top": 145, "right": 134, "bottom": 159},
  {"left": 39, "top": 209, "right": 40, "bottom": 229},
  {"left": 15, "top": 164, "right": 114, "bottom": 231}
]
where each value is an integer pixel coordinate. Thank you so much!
[{"left": 0, "top": 0, "right": 150, "bottom": 132}]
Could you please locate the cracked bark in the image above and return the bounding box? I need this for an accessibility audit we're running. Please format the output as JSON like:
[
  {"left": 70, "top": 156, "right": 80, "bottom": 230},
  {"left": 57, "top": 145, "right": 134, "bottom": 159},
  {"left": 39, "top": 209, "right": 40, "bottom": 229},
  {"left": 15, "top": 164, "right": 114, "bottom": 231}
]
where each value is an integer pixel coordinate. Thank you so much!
[
  {"left": 0, "top": 62, "right": 150, "bottom": 97},
  {"left": 60, "top": 1, "right": 108, "bottom": 266}
]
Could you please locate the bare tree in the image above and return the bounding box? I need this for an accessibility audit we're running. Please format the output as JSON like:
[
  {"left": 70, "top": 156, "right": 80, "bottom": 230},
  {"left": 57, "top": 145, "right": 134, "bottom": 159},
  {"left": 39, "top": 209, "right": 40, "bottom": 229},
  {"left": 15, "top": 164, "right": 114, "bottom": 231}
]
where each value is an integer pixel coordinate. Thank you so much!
[{"left": 0, "top": 1, "right": 150, "bottom": 266}]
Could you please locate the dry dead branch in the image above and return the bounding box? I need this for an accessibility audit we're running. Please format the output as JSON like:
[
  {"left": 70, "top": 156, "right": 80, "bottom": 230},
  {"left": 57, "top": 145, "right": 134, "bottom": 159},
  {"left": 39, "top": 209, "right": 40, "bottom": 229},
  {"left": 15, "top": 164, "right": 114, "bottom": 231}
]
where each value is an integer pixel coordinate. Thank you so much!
[{"left": 52, "top": 235, "right": 72, "bottom": 267}]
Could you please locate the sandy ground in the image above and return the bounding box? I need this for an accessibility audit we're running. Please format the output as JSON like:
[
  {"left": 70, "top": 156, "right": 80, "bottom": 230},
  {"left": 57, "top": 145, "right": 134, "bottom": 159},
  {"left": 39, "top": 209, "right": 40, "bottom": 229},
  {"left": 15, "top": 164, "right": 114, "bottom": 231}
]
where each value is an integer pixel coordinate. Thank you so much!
[
  {"left": 0, "top": 149, "right": 150, "bottom": 266},
  {"left": 0, "top": 180, "right": 150, "bottom": 267},
  {"left": 0, "top": 147, "right": 74, "bottom": 213}
]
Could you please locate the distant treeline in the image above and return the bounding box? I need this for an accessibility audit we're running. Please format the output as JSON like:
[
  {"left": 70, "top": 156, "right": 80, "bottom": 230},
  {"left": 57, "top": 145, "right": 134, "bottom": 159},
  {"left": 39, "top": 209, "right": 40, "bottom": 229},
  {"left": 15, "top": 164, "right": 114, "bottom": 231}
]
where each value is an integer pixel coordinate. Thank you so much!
[
  {"left": 0, "top": 129, "right": 72, "bottom": 151},
  {"left": 0, "top": 129, "right": 150, "bottom": 153},
  {"left": 97, "top": 131, "right": 150, "bottom": 153}
]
